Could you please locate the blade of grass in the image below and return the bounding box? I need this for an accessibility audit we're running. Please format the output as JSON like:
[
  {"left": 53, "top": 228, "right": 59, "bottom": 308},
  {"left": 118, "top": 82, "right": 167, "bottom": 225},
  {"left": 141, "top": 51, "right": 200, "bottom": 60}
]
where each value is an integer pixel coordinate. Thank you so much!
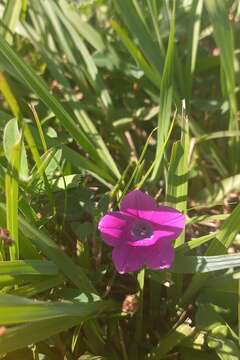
[
  {"left": 113, "top": 0, "right": 163, "bottom": 73},
  {"left": 119, "top": 127, "right": 158, "bottom": 201},
  {"left": 0, "top": 0, "right": 22, "bottom": 44},
  {"left": 149, "top": 323, "right": 195, "bottom": 359},
  {"left": 175, "top": 231, "right": 219, "bottom": 255},
  {"left": 146, "top": 0, "right": 165, "bottom": 57},
  {"left": 205, "top": 0, "right": 239, "bottom": 172},
  {"left": 185, "top": 0, "right": 203, "bottom": 102},
  {"left": 0, "top": 294, "right": 112, "bottom": 324},
  {"left": 182, "top": 201, "right": 240, "bottom": 304},
  {"left": 171, "top": 253, "right": 240, "bottom": 274},
  {"left": 112, "top": 20, "right": 161, "bottom": 89},
  {"left": 137, "top": 110, "right": 176, "bottom": 189},
  {"left": 0, "top": 317, "right": 81, "bottom": 355},
  {"left": 4, "top": 125, "right": 22, "bottom": 260},
  {"left": 0, "top": 35, "right": 117, "bottom": 181},
  {"left": 151, "top": 0, "right": 176, "bottom": 182},
  {"left": 10, "top": 275, "right": 64, "bottom": 298},
  {"left": 29, "top": 125, "right": 115, "bottom": 187},
  {"left": 0, "top": 260, "right": 58, "bottom": 276},
  {"left": 166, "top": 112, "right": 189, "bottom": 296},
  {"left": 194, "top": 173, "right": 240, "bottom": 206},
  {"left": 0, "top": 317, "right": 87, "bottom": 355},
  {"left": 58, "top": 0, "right": 105, "bottom": 51},
  {"left": 0, "top": 203, "right": 96, "bottom": 294},
  {"left": 167, "top": 117, "right": 189, "bottom": 236},
  {"left": 41, "top": 0, "right": 113, "bottom": 111}
]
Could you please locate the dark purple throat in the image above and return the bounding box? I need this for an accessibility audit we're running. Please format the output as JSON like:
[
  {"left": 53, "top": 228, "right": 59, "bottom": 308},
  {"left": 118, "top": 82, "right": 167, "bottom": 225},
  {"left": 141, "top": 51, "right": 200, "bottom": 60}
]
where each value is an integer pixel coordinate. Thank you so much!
[{"left": 130, "top": 220, "right": 153, "bottom": 240}]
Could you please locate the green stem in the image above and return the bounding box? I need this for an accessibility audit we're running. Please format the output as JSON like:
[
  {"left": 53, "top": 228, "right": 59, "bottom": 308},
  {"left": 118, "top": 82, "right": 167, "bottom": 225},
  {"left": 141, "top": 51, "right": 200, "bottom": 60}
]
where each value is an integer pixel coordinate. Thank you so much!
[{"left": 135, "top": 267, "right": 145, "bottom": 344}]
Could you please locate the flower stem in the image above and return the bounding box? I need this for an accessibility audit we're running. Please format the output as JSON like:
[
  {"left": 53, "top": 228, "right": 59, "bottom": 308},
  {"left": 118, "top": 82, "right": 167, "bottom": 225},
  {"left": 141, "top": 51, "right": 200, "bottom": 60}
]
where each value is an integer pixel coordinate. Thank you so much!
[{"left": 135, "top": 267, "right": 145, "bottom": 344}]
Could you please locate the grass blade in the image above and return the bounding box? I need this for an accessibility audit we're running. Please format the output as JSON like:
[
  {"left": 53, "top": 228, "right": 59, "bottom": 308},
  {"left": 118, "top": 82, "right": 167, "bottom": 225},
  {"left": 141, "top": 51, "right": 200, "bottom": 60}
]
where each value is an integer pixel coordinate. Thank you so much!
[
  {"left": 151, "top": 1, "right": 176, "bottom": 182},
  {"left": 182, "top": 202, "right": 240, "bottom": 304},
  {"left": 0, "top": 203, "right": 96, "bottom": 294},
  {"left": 0, "top": 35, "right": 117, "bottom": 181},
  {"left": 0, "top": 0, "right": 22, "bottom": 44},
  {"left": 113, "top": 0, "right": 163, "bottom": 74},
  {"left": 0, "top": 260, "right": 58, "bottom": 276},
  {"left": 0, "top": 294, "right": 112, "bottom": 324}
]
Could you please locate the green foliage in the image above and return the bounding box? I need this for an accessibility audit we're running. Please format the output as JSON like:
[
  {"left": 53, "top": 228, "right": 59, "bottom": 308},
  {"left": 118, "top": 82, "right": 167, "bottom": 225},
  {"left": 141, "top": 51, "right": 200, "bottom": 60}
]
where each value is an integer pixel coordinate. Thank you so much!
[{"left": 0, "top": 0, "right": 239, "bottom": 359}]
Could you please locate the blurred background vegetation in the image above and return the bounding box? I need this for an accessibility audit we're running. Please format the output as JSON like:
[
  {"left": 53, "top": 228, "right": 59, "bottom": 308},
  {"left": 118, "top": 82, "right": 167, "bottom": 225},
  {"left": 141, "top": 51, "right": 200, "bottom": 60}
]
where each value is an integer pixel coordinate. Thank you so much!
[{"left": 0, "top": 0, "right": 239, "bottom": 359}]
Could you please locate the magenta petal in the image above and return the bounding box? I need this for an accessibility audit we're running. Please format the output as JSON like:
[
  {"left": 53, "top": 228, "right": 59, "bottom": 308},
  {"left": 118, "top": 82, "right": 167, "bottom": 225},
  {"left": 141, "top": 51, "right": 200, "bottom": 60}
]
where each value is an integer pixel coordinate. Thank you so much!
[
  {"left": 127, "top": 230, "right": 162, "bottom": 247},
  {"left": 120, "top": 189, "right": 156, "bottom": 217},
  {"left": 112, "top": 245, "right": 145, "bottom": 274},
  {"left": 145, "top": 239, "right": 175, "bottom": 270},
  {"left": 98, "top": 212, "right": 133, "bottom": 246},
  {"left": 138, "top": 206, "right": 185, "bottom": 241}
]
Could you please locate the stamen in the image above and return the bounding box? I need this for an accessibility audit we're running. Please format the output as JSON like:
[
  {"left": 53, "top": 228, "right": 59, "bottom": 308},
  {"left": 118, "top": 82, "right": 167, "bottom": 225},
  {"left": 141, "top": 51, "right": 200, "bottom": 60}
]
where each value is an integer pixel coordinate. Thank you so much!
[{"left": 131, "top": 221, "right": 153, "bottom": 240}]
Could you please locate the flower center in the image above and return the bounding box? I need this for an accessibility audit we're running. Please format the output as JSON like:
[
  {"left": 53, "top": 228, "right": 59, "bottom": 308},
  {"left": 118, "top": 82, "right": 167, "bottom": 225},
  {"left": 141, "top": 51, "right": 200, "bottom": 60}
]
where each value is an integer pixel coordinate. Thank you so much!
[{"left": 131, "top": 221, "right": 153, "bottom": 240}]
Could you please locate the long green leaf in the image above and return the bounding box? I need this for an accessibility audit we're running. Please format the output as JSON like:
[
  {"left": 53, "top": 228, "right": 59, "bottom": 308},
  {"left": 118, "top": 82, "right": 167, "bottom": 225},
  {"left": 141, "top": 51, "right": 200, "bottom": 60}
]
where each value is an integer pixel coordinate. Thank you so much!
[
  {"left": 59, "top": 0, "right": 105, "bottom": 51},
  {"left": 149, "top": 323, "right": 195, "bottom": 359},
  {"left": 0, "top": 294, "right": 113, "bottom": 324},
  {"left": 171, "top": 253, "right": 240, "bottom": 274},
  {"left": 182, "top": 202, "right": 240, "bottom": 304},
  {"left": 0, "top": 35, "right": 117, "bottom": 180},
  {"left": 4, "top": 124, "right": 22, "bottom": 260},
  {"left": 0, "top": 260, "right": 58, "bottom": 276},
  {"left": 0, "top": 0, "right": 22, "bottom": 44},
  {"left": 0, "top": 317, "right": 81, "bottom": 354},
  {"left": 113, "top": 0, "right": 162, "bottom": 74},
  {"left": 151, "top": 1, "right": 176, "bottom": 181},
  {"left": 112, "top": 20, "right": 161, "bottom": 88},
  {"left": 0, "top": 203, "right": 96, "bottom": 294},
  {"left": 205, "top": 0, "right": 239, "bottom": 172}
]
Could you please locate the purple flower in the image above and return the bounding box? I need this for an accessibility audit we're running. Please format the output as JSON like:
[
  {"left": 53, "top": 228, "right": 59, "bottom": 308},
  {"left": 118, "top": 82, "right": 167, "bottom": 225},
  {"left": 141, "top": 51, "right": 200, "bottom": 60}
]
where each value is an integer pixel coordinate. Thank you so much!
[{"left": 98, "top": 190, "right": 185, "bottom": 274}]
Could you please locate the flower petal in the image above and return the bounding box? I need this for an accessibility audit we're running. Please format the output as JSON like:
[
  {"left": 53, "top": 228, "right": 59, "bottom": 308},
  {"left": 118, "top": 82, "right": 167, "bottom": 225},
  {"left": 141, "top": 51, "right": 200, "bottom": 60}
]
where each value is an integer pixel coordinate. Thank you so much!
[
  {"left": 127, "top": 230, "right": 162, "bottom": 247},
  {"left": 145, "top": 239, "right": 175, "bottom": 270},
  {"left": 120, "top": 189, "right": 156, "bottom": 217},
  {"left": 137, "top": 206, "right": 185, "bottom": 241},
  {"left": 112, "top": 244, "right": 145, "bottom": 274},
  {"left": 98, "top": 211, "right": 133, "bottom": 246}
]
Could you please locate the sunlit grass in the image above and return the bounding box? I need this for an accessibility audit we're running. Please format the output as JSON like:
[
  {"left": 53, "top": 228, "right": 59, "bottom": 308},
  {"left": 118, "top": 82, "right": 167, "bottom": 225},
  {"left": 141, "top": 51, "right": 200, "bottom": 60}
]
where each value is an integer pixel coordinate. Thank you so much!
[{"left": 0, "top": 0, "right": 239, "bottom": 359}]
